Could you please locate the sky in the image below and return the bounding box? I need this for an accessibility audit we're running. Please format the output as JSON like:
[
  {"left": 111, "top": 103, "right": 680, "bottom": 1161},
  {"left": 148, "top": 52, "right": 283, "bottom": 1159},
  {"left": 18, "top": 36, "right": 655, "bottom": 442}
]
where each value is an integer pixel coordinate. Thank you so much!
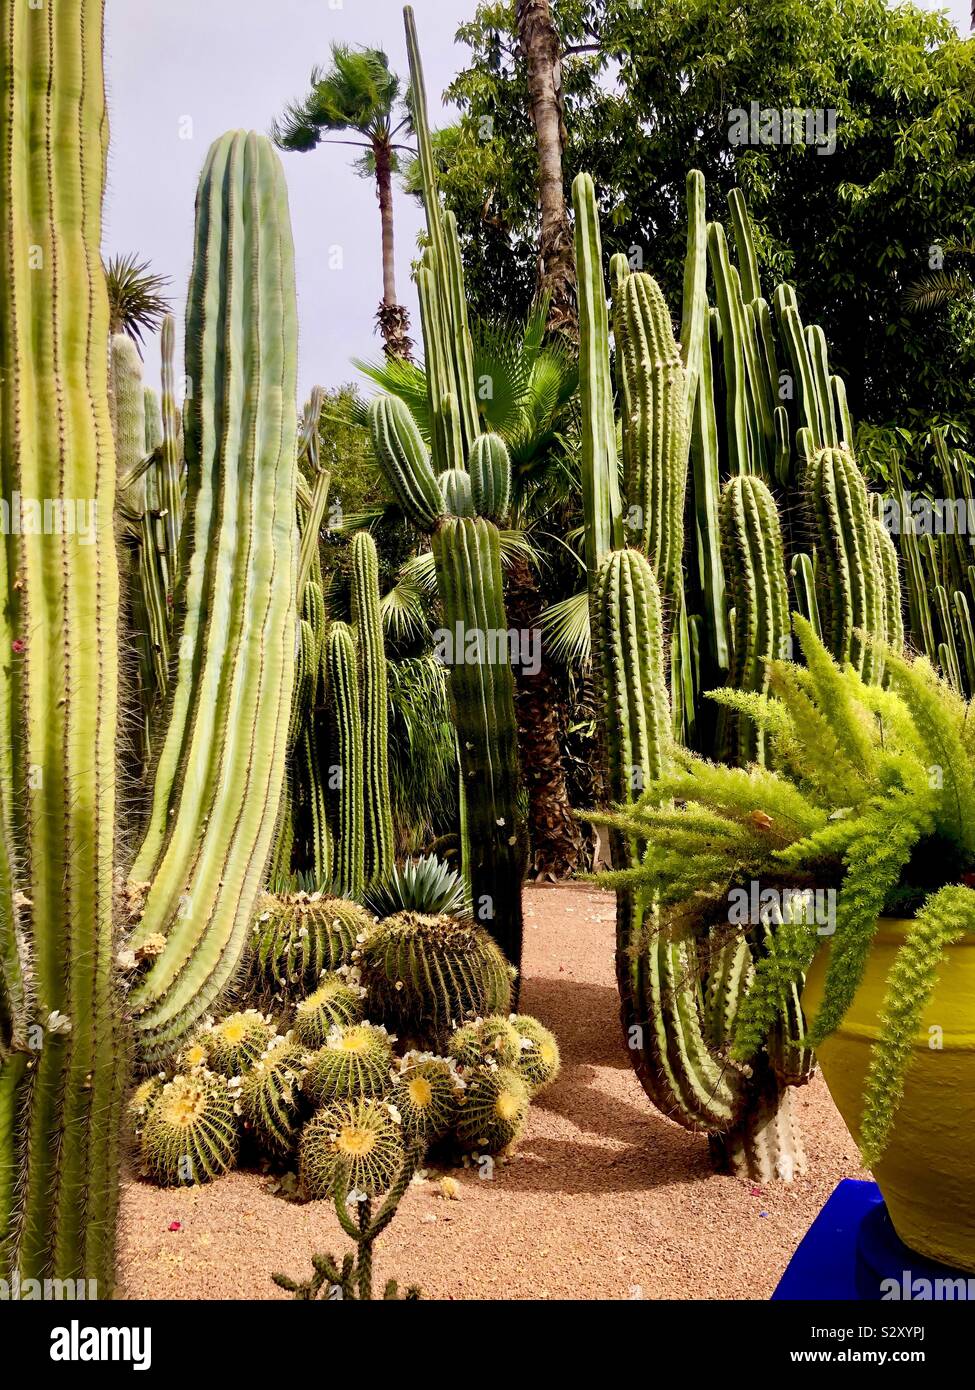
[{"left": 102, "top": 0, "right": 972, "bottom": 405}]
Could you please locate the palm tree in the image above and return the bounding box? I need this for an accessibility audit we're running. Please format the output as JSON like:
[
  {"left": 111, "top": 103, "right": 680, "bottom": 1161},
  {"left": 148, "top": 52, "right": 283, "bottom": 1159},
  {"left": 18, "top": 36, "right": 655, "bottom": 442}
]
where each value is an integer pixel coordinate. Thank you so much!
[
  {"left": 271, "top": 45, "right": 414, "bottom": 360},
  {"left": 104, "top": 253, "right": 170, "bottom": 351}
]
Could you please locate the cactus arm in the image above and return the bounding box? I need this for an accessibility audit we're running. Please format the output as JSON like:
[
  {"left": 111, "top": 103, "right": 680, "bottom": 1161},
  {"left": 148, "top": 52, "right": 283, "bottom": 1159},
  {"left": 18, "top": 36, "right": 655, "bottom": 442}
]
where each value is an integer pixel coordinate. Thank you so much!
[
  {"left": 351, "top": 533, "right": 394, "bottom": 888},
  {"left": 806, "top": 325, "right": 839, "bottom": 448},
  {"left": 127, "top": 132, "right": 297, "bottom": 1056},
  {"left": 0, "top": 0, "right": 124, "bottom": 1285},
  {"left": 773, "top": 287, "right": 822, "bottom": 449},
  {"left": 469, "top": 433, "right": 511, "bottom": 523},
  {"left": 679, "top": 170, "right": 708, "bottom": 427},
  {"left": 707, "top": 222, "right": 752, "bottom": 476},
  {"left": 831, "top": 374, "right": 854, "bottom": 448},
  {"left": 727, "top": 188, "right": 762, "bottom": 304},
  {"left": 690, "top": 313, "right": 730, "bottom": 673},
  {"left": 873, "top": 517, "right": 904, "bottom": 654},
  {"left": 572, "top": 172, "right": 624, "bottom": 579},
  {"left": 369, "top": 394, "right": 443, "bottom": 531},
  {"left": 158, "top": 312, "right": 183, "bottom": 587}
]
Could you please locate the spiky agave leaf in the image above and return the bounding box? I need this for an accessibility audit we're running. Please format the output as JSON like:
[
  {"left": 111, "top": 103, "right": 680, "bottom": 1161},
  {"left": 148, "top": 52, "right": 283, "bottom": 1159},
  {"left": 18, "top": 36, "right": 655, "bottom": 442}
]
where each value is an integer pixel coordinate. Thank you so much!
[
  {"left": 364, "top": 854, "right": 467, "bottom": 919},
  {"left": 104, "top": 252, "right": 171, "bottom": 348}
]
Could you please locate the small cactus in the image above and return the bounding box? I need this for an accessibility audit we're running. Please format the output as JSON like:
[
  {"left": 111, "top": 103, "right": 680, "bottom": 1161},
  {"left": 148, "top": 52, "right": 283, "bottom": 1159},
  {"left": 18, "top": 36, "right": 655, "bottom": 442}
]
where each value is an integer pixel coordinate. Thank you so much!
[
  {"left": 510, "top": 1015, "right": 561, "bottom": 1094},
  {"left": 299, "top": 1097, "right": 406, "bottom": 1199},
  {"left": 390, "top": 1053, "right": 462, "bottom": 1143},
  {"left": 448, "top": 1016, "right": 522, "bottom": 1069},
  {"left": 248, "top": 893, "right": 370, "bottom": 1005},
  {"left": 292, "top": 974, "right": 365, "bottom": 1049},
  {"left": 204, "top": 1010, "right": 275, "bottom": 1078},
  {"left": 356, "top": 912, "right": 513, "bottom": 1051},
  {"left": 455, "top": 1066, "right": 529, "bottom": 1154},
  {"left": 239, "top": 1040, "right": 309, "bottom": 1159},
  {"left": 302, "top": 1022, "right": 394, "bottom": 1106},
  {"left": 140, "top": 1072, "right": 239, "bottom": 1186}
]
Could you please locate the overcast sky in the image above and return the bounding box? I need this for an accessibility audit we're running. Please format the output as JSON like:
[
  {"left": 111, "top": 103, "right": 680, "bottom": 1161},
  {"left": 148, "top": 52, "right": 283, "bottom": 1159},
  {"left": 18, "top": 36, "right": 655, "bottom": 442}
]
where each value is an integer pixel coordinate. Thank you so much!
[{"left": 102, "top": 0, "right": 971, "bottom": 405}]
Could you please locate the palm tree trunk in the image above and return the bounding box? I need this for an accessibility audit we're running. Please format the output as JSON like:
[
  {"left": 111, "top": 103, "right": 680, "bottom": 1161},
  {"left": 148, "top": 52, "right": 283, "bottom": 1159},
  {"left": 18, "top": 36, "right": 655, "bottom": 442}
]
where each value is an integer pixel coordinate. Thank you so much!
[
  {"left": 516, "top": 0, "right": 576, "bottom": 337},
  {"left": 373, "top": 139, "right": 413, "bottom": 360},
  {"left": 505, "top": 553, "right": 582, "bottom": 879}
]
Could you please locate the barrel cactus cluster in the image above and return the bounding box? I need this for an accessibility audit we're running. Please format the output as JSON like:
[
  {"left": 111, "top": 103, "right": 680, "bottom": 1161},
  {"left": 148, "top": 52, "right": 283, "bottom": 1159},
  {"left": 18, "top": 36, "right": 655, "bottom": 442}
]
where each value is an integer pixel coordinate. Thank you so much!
[{"left": 574, "top": 167, "right": 904, "bottom": 1181}]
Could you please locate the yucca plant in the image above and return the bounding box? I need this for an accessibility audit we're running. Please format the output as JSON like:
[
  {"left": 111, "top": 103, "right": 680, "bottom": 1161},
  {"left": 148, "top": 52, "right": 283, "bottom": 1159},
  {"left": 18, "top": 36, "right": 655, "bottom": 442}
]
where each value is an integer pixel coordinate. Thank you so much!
[{"left": 591, "top": 616, "right": 975, "bottom": 1165}]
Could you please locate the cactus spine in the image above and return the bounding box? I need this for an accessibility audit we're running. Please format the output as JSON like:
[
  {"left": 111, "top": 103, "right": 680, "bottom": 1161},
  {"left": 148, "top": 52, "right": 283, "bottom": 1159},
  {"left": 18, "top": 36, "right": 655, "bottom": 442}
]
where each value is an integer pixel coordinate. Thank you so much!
[
  {"left": 350, "top": 532, "right": 394, "bottom": 887},
  {"left": 718, "top": 475, "right": 791, "bottom": 765},
  {"left": 0, "top": 0, "right": 125, "bottom": 1288},
  {"left": 126, "top": 131, "right": 298, "bottom": 1059}
]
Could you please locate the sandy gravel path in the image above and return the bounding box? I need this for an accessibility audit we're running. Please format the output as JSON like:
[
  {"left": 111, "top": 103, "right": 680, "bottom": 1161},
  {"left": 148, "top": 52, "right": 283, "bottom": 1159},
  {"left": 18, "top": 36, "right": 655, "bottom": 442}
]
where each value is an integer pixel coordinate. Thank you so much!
[{"left": 118, "top": 883, "right": 863, "bottom": 1300}]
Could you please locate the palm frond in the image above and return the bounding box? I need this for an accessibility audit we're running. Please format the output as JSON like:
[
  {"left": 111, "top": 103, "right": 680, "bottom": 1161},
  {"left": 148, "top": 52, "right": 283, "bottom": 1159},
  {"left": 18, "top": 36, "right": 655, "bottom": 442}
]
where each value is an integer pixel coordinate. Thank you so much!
[
  {"left": 902, "top": 269, "right": 974, "bottom": 313},
  {"left": 104, "top": 253, "right": 170, "bottom": 348},
  {"left": 352, "top": 357, "right": 431, "bottom": 439},
  {"left": 380, "top": 576, "right": 430, "bottom": 644},
  {"left": 539, "top": 588, "right": 591, "bottom": 669}
]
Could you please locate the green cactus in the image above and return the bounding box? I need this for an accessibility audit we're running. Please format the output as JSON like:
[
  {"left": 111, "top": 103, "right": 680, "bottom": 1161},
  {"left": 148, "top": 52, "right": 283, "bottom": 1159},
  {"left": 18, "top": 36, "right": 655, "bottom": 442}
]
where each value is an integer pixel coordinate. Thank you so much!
[
  {"left": 438, "top": 468, "right": 475, "bottom": 516},
  {"left": 0, "top": 0, "right": 126, "bottom": 1289},
  {"left": 239, "top": 1041, "right": 309, "bottom": 1159},
  {"left": 611, "top": 267, "right": 688, "bottom": 603},
  {"left": 805, "top": 447, "right": 885, "bottom": 683},
  {"left": 127, "top": 1077, "right": 166, "bottom": 1145},
  {"left": 455, "top": 1066, "right": 529, "bottom": 1154},
  {"left": 356, "top": 912, "right": 513, "bottom": 1051},
  {"left": 302, "top": 1023, "right": 394, "bottom": 1106},
  {"left": 351, "top": 532, "right": 395, "bottom": 888},
  {"left": 299, "top": 1097, "right": 406, "bottom": 1201},
  {"left": 204, "top": 1011, "right": 275, "bottom": 1078},
  {"left": 510, "top": 1015, "right": 561, "bottom": 1094},
  {"left": 326, "top": 621, "right": 366, "bottom": 900},
  {"left": 126, "top": 130, "right": 298, "bottom": 1062},
  {"left": 468, "top": 433, "right": 511, "bottom": 523},
  {"left": 718, "top": 475, "right": 791, "bottom": 765},
  {"left": 448, "top": 1016, "right": 522, "bottom": 1069},
  {"left": 369, "top": 395, "right": 443, "bottom": 530},
  {"left": 293, "top": 976, "right": 366, "bottom": 1049},
  {"left": 248, "top": 893, "right": 368, "bottom": 1005},
  {"left": 140, "top": 1072, "right": 239, "bottom": 1187},
  {"left": 390, "top": 1053, "right": 462, "bottom": 1142}
]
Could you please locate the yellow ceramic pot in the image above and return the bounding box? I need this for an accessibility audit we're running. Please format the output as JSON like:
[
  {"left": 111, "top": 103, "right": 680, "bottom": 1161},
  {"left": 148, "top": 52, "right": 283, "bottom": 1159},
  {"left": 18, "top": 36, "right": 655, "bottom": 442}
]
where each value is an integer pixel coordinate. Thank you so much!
[{"left": 803, "top": 917, "right": 975, "bottom": 1273}]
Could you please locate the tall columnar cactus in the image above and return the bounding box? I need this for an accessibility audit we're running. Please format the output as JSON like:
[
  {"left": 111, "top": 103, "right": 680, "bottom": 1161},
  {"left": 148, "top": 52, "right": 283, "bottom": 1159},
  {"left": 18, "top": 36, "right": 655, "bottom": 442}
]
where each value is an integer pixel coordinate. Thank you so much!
[
  {"left": 350, "top": 532, "right": 394, "bottom": 887},
  {"left": 126, "top": 130, "right": 298, "bottom": 1061},
  {"left": 805, "top": 446, "right": 885, "bottom": 684},
  {"left": 611, "top": 264, "right": 688, "bottom": 606},
  {"left": 0, "top": 0, "right": 125, "bottom": 1288},
  {"left": 718, "top": 475, "right": 791, "bottom": 766},
  {"left": 326, "top": 621, "right": 365, "bottom": 900}
]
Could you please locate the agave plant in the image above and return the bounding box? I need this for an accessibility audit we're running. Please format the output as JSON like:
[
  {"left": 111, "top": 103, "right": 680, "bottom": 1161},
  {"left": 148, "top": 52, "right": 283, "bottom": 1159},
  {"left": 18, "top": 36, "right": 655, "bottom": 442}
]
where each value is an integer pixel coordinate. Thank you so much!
[
  {"left": 104, "top": 251, "right": 171, "bottom": 349},
  {"left": 364, "top": 854, "right": 468, "bottom": 918}
]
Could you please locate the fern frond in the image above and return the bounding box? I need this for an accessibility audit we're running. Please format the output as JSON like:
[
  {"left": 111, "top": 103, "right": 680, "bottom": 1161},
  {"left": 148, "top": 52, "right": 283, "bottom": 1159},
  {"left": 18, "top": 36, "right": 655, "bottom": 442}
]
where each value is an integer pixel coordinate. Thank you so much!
[{"left": 859, "top": 884, "right": 975, "bottom": 1165}]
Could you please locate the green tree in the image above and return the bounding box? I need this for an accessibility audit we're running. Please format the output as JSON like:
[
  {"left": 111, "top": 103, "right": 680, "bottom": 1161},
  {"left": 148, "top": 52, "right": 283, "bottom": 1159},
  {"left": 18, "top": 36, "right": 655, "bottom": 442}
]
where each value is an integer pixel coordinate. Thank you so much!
[
  {"left": 431, "top": 0, "right": 975, "bottom": 452},
  {"left": 272, "top": 45, "right": 415, "bottom": 359}
]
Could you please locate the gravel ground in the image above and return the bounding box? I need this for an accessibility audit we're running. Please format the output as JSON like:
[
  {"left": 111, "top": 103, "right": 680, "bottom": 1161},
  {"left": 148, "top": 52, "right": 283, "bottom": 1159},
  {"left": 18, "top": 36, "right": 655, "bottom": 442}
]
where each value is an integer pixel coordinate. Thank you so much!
[{"left": 117, "top": 883, "right": 864, "bottom": 1300}]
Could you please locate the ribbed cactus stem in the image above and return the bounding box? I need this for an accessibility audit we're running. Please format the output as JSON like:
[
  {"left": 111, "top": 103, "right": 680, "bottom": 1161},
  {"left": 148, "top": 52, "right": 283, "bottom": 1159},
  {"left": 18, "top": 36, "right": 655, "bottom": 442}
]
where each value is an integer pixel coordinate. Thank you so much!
[
  {"left": 369, "top": 395, "right": 443, "bottom": 530},
  {"left": 127, "top": 131, "right": 298, "bottom": 1058},
  {"left": 438, "top": 468, "right": 474, "bottom": 516},
  {"left": 158, "top": 312, "right": 183, "bottom": 592},
  {"left": 873, "top": 517, "right": 904, "bottom": 655},
  {"left": 0, "top": 0, "right": 124, "bottom": 1288},
  {"left": 469, "top": 433, "right": 511, "bottom": 523},
  {"left": 326, "top": 621, "right": 365, "bottom": 900},
  {"left": 351, "top": 532, "right": 394, "bottom": 888},
  {"left": 432, "top": 517, "right": 524, "bottom": 968},
  {"left": 572, "top": 173, "right": 624, "bottom": 581},
  {"left": 718, "top": 476, "right": 791, "bottom": 765},
  {"left": 612, "top": 271, "right": 688, "bottom": 602},
  {"left": 805, "top": 447, "right": 884, "bottom": 683}
]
